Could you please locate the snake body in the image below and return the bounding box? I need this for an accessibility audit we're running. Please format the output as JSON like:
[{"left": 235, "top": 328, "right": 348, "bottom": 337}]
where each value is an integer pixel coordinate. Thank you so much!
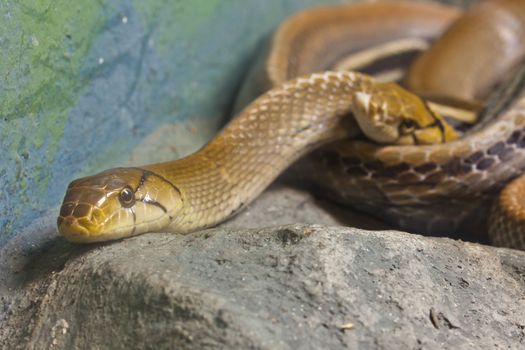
[
  {"left": 406, "top": 0, "right": 525, "bottom": 101},
  {"left": 58, "top": 71, "right": 455, "bottom": 241},
  {"left": 58, "top": 1, "right": 525, "bottom": 249}
]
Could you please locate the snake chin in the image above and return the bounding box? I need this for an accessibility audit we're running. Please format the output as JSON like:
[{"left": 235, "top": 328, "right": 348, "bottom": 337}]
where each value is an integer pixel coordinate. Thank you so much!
[
  {"left": 58, "top": 211, "right": 174, "bottom": 243},
  {"left": 57, "top": 215, "right": 134, "bottom": 243}
]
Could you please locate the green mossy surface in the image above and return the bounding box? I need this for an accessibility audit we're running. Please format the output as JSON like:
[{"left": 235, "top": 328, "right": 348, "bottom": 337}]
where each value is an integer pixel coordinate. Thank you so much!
[{"left": 1, "top": 0, "right": 105, "bottom": 242}]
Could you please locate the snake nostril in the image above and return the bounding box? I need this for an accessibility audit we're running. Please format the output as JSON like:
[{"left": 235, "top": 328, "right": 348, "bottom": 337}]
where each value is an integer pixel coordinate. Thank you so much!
[{"left": 60, "top": 202, "right": 76, "bottom": 217}]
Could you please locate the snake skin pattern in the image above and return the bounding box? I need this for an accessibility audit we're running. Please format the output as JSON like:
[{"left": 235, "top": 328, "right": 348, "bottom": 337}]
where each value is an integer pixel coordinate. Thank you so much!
[{"left": 297, "top": 98, "right": 525, "bottom": 239}]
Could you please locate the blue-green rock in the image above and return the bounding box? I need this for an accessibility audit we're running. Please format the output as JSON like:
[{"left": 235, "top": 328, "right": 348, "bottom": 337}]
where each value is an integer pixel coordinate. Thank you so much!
[{"left": 0, "top": 0, "right": 350, "bottom": 246}]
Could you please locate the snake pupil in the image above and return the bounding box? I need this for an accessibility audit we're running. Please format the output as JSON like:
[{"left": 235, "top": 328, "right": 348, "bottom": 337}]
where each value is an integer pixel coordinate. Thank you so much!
[
  {"left": 119, "top": 188, "right": 135, "bottom": 207},
  {"left": 400, "top": 119, "right": 417, "bottom": 133}
]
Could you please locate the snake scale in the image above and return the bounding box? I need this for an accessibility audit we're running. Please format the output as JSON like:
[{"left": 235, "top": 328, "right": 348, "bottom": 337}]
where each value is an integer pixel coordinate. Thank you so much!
[{"left": 58, "top": 0, "right": 525, "bottom": 250}]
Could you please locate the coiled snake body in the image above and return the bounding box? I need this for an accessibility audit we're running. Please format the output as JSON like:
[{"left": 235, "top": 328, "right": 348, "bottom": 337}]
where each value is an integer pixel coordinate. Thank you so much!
[{"left": 58, "top": 1, "right": 525, "bottom": 249}]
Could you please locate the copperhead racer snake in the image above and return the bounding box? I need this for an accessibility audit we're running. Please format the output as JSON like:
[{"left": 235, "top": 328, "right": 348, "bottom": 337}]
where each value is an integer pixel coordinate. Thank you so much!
[{"left": 57, "top": 0, "right": 525, "bottom": 250}]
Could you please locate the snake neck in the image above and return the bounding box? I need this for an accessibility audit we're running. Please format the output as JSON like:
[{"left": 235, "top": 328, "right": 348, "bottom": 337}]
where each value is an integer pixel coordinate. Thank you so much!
[{"left": 143, "top": 72, "right": 374, "bottom": 233}]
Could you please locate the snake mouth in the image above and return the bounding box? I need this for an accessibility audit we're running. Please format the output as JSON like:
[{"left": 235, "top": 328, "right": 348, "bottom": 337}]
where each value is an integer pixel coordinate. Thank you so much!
[
  {"left": 57, "top": 213, "right": 136, "bottom": 243},
  {"left": 57, "top": 215, "right": 93, "bottom": 243},
  {"left": 57, "top": 198, "right": 172, "bottom": 243}
]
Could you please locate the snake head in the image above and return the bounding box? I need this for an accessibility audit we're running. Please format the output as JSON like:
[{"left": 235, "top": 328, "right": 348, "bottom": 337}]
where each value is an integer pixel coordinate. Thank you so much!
[
  {"left": 352, "top": 82, "right": 459, "bottom": 145},
  {"left": 57, "top": 168, "right": 183, "bottom": 243}
]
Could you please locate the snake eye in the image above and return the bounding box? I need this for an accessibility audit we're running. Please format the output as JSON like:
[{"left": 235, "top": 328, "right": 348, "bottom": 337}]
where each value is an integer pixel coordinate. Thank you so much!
[
  {"left": 119, "top": 187, "right": 135, "bottom": 207},
  {"left": 400, "top": 119, "right": 417, "bottom": 134}
]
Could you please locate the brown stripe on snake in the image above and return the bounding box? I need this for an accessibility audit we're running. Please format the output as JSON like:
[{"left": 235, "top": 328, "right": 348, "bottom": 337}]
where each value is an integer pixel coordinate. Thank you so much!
[
  {"left": 343, "top": 49, "right": 421, "bottom": 78},
  {"left": 129, "top": 208, "right": 136, "bottom": 237},
  {"left": 133, "top": 168, "right": 183, "bottom": 202},
  {"left": 269, "top": 2, "right": 461, "bottom": 84}
]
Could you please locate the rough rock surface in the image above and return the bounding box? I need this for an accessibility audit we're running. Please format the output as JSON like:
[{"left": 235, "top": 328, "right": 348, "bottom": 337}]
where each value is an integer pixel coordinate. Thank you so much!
[{"left": 1, "top": 185, "right": 524, "bottom": 349}]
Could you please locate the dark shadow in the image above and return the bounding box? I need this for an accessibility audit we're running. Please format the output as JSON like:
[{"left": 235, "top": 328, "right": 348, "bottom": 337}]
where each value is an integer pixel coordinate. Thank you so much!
[
  {"left": 1, "top": 230, "right": 119, "bottom": 291},
  {"left": 280, "top": 174, "right": 491, "bottom": 246}
]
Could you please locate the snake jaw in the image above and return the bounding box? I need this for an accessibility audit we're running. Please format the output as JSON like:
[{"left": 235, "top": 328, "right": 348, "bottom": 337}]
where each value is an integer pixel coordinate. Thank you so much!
[
  {"left": 351, "top": 81, "right": 459, "bottom": 145},
  {"left": 352, "top": 92, "right": 398, "bottom": 144},
  {"left": 354, "top": 92, "right": 372, "bottom": 114}
]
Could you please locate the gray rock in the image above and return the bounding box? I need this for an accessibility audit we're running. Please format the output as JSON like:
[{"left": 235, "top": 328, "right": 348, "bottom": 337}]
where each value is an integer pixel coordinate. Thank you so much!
[{"left": 1, "top": 221, "right": 524, "bottom": 349}]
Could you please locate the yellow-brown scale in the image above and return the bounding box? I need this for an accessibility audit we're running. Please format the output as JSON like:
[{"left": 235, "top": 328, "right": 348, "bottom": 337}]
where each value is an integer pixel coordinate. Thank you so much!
[{"left": 142, "top": 72, "right": 373, "bottom": 234}]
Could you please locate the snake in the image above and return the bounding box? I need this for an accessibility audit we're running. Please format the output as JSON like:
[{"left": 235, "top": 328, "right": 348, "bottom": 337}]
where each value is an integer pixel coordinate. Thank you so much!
[{"left": 57, "top": 0, "right": 525, "bottom": 250}]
